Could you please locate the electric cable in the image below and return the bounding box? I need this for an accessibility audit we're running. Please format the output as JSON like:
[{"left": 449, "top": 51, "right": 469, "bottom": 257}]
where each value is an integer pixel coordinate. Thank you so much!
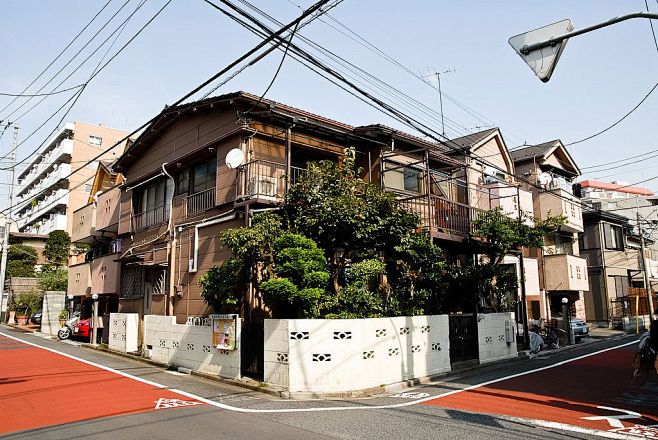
[
  {"left": 0, "top": 85, "right": 86, "bottom": 98},
  {"left": 0, "top": 0, "right": 114, "bottom": 117},
  {"left": 0, "top": 0, "right": 160, "bottom": 171},
  {"left": 564, "top": 79, "right": 658, "bottom": 147},
  {"left": 0, "top": 0, "right": 134, "bottom": 123},
  {"left": 2, "top": 0, "right": 333, "bottom": 217}
]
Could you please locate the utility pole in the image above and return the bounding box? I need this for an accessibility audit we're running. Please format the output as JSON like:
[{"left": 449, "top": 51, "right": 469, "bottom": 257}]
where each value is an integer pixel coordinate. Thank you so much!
[
  {"left": 516, "top": 186, "right": 530, "bottom": 350},
  {"left": 0, "top": 124, "right": 18, "bottom": 322},
  {"left": 424, "top": 68, "right": 455, "bottom": 136},
  {"left": 637, "top": 211, "right": 656, "bottom": 321}
]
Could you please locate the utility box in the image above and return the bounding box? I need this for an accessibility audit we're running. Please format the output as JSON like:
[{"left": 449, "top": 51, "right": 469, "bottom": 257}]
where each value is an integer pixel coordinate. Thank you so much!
[{"left": 505, "top": 320, "right": 516, "bottom": 344}]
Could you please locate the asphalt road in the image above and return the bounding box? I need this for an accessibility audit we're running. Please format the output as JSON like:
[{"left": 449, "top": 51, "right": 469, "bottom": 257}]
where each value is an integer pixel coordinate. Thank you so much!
[{"left": 0, "top": 326, "right": 655, "bottom": 440}]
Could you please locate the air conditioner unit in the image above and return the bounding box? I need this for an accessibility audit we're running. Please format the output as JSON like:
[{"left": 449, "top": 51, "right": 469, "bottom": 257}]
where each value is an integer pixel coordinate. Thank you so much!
[{"left": 247, "top": 176, "right": 278, "bottom": 200}]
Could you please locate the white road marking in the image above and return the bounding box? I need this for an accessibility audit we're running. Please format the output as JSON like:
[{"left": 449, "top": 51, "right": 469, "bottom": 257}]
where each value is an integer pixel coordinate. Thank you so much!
[{"left": 0, "top": 329, "right": 639, "bottom": 423}]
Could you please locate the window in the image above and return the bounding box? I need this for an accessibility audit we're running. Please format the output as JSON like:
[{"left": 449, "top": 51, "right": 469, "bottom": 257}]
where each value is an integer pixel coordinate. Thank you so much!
[
  {"left": 88, "top": 135, "right": 102, "bottom": 146},
  {"left": 133, "top": 178, "right": 171, "bottom": 229},
  {"left": 604, "top": 223, "right": 624, "bottom": 250},
  {"left": 554, "top": 233, "right": 574, "bottom": 255},
  {"left": 84, "top": 184, "right": 92, "bottom": 193},
  {"left": 174, "top": 157, "right": 216, "bottom": 196},
  {"left": 192, "top": 157, "right": 216, "bottom": 194}
]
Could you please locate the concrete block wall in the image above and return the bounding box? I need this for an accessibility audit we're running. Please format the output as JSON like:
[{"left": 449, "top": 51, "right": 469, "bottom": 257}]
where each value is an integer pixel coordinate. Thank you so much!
[
  {"left": 40, "top": 291, "right": 65, "bottom": 335},
  {"left": 622, "top": 315, "right": 651, "bottom": 332},
  {"left": 264, "top": 315, "right": 451, "bottom": 394},
  {"left": 109, "top": 313, "right": 139, "bottom": 353},
  {"left": 142, "top": 315, "right": 241, "bottom": 379},
  {"left": 477, "top": 312, "right": 517, "bottom": 364}
]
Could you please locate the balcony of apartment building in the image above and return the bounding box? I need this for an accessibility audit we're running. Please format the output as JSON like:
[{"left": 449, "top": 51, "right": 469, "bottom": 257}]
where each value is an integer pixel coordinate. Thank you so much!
[
  {"left": 16, "top": 188, "right": 69, "bottom": 230},
  {"left": 476, "top": 180, "right": 535, "bottom": 226},
  {"left": 68, "top": 260, "right": 91, "bottom": 297},
  {"left": 91, "top": 251, "right": 121, "bottom": 296},
  {"left": 95, "top": 186, "right": 121, "bottom": 232},
  {"left": 16, "top": 163, "right": 72, "bottom": 207},
  {"left": 16, "top": 138, "right": 73, "bottom": 196},
  {"left": 543, "top": 232, "right": 589, "bottom": 292},
  {"left": 22, "top": 212, "right": 67, "bottom": 235},
  {"left": 536, "top": 185, "right": 583, "bottom": 233},
  {"left": 233, "top": 148, "right": 337, "bottom": 208},
  {"left": 71, "top": 202, "right": 97, "bottom": 243},
  {"left": 380, "top": 153, "right": 477, "bottom": 238}
]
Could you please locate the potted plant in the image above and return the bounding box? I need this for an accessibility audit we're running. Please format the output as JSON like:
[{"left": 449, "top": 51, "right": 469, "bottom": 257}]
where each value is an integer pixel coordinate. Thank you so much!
[
  {"left": 58, "top": 309, "right": 68, "bottom": 326},
  {"left": 14, "top": 290, "right": 42, "bottom": 326}
]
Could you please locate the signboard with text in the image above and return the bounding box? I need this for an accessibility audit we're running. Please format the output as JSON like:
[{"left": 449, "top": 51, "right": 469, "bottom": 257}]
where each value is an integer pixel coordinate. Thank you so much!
[{"left": 210, "top": 314, "right": 238, "bottom": 350}]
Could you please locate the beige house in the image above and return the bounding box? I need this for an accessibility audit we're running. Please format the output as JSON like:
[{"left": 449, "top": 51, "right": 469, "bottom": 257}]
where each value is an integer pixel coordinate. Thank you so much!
[
  {"left": 15, "top": 121, "right": 128, "bottom": 237},
  {"left": 511, "top": 140, "right": 588, "bottom": 321}
]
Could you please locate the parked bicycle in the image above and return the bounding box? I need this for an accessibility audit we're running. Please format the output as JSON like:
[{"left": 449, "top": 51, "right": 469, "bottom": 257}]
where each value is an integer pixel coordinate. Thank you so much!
[{"left": 529, "top": 318, "right": 569, "bottom": 350}]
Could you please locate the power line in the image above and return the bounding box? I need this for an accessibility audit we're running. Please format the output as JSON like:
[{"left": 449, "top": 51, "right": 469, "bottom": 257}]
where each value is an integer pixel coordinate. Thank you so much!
[
  {"left": 0, "top": 84, "right": 85, "bottom": 98},
  {"left": 581, "top": 147, "right": 658, "bottom": 170},
  {"left": 0, "top": 0, "right": 114, "bottom": 117},
  {"left": 207, "top": 0, "right": 653, "bottom": 214},
  {"left": 564, "top": 79, "right": 658, "bottom": 146},
  {"left": 0, "top": 0, "right": 158, "bottom": 171},
  {"left": 0, "top": 0, "right": 133, "bottom": 123},
  {"left": 1, "top": 0, "right": 334, "bottom": 218}
]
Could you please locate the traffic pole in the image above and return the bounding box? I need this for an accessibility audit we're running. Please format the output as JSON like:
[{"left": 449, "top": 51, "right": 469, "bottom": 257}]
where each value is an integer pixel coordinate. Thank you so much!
[{"left": 0, "top": 124, "right": 18, "bottom": 322}]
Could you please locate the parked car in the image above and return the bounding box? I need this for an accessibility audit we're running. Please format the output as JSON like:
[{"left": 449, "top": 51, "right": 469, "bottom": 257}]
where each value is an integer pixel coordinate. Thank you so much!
[
  {"left": 73, "top": 318, "right": 92, "bottom": 339},
  {"left": 30, "top": 310, "right": 42, "bottom": 326},
  {"left": 570, "top": 318, "right": 589, "bottom": 342}
]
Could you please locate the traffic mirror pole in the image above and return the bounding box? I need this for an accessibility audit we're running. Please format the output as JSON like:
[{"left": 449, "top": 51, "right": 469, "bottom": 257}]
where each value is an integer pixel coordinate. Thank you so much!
[{"left": 520, "top": 12, "right": 658, "bottom": 55}]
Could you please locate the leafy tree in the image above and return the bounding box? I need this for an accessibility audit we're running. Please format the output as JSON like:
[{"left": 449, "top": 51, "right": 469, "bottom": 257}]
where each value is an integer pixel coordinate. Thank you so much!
[
  {"left": 199, "top": 259, "right": 241, "bottom": 313},
  {"left": 37, "top": 266, "right": 68, "bottom": 291},
  {"left": 12, "top": 289, "right": 42, "bottom": 316},
  {"left": 6, "top": 244, "right": 37, "bottom": 278},
  {"left": 43, "top": 230, "right": 71, "bottom": 266},
  {"left": 462, "top": 208, "right": 565, "bottom": 312}
]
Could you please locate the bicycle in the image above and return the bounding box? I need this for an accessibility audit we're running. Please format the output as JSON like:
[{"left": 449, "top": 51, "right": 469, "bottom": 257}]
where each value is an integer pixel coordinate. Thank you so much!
[{"left": 530, "top": 318, "right": 569, "bottom": 350}]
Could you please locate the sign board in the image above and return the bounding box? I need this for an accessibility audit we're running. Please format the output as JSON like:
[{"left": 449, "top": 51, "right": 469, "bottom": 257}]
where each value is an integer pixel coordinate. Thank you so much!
[
  {"left": 210, "top": 314, "right": 238, "bottom": 350},
  {"left": 509, "top": 19, "right": 574, "bottom": 82}
]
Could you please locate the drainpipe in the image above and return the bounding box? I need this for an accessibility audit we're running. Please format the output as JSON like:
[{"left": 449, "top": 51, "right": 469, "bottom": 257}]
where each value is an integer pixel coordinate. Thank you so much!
[{"left": 162, "top": 163, "right": 175, "bottom": 316}]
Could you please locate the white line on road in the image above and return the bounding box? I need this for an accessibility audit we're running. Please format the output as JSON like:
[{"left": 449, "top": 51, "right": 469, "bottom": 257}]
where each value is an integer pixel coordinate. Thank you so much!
[{"left": 0, "top": 329, "right": 638, "bottom": 416}]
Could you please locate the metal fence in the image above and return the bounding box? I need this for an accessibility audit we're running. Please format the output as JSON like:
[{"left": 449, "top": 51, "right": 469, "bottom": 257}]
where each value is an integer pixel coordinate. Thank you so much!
[
  {"left": 399, "top": 193, "right": 483, "bottom": 236},
  {"left": 185, "top": 187, "right": 215, "bottom": 216},
  {"left": 132, "top": 204, "right": 169, "bottom": 230}
]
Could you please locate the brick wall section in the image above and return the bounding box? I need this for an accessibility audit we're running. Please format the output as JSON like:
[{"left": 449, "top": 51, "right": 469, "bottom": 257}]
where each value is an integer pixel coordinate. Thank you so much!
[
  {"left": 40, "top": 291, "right": 65, "bottom": 335},
  {"left": 108, "top": 313, "right": 139, "bottom": 353}
]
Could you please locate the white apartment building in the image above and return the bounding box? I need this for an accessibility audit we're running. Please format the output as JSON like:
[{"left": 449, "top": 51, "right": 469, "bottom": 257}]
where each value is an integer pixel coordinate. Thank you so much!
[{"left": 15, "top": 122, "right": 128, "bottom": 236}]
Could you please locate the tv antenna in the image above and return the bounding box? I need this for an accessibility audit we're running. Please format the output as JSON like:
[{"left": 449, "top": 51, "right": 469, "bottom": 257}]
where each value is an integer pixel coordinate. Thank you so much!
[{"left": 423, "top": 67, "right": 455, "bottom": 136}]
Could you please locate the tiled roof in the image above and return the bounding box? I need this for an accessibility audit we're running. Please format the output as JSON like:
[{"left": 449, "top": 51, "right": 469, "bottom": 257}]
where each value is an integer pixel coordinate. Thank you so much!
[
  {"left": 445, "top": 128, "right": 498, "bottom": 151},
  {"left": 509, "top": 141, "right": 558, "bottom": 162}
]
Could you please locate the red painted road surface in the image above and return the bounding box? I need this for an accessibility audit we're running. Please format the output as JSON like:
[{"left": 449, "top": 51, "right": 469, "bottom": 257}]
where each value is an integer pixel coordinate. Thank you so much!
[
  {"left": 424, "top": 345, "right": 658, "bottom": 436},
  {"left": 0, "top": 334, "right": 203, "bottom": 435}
]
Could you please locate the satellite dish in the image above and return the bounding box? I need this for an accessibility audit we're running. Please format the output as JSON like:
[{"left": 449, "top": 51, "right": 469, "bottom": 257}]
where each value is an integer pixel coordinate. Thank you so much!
[
  {"left": 224, "top": 148, "right": 244, "bottom": 170},
  {"left": 538, "top": 172, "right": 553, "bottom": 186}
]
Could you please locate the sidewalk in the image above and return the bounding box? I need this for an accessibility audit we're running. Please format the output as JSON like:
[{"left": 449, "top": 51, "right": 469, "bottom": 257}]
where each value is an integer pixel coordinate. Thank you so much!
[{"left": 588, "top": 326, "right": 626, "bottom": 339}]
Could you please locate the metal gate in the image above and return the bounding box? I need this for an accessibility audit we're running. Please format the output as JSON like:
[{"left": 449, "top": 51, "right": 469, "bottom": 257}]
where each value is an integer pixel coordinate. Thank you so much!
[
  {"left": 240, "top": 321, "right": 264, "bottom": 380},
  {"left": 448, "top": 314, "right": 478, "bottom": 364}
]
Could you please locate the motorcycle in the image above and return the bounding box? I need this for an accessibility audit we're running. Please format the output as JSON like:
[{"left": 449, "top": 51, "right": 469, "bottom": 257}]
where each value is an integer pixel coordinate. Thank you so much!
[{"left": 57, "top": 314, "right": 80, "bottom": 340}]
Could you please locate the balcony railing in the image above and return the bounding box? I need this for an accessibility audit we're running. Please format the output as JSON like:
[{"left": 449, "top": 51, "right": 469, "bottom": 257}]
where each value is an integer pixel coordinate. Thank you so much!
[
  {"left": 236, "top": 160, "right": 286, "bottom": 202},
  {"left": 132, "top": 204, "right": 169, "bottom": 231},
  {"left": 399, "top": 193, "right": 485, "bottom": 237},
  {"left": 185, "top": 187, "right": 216, "bottom": 216}
]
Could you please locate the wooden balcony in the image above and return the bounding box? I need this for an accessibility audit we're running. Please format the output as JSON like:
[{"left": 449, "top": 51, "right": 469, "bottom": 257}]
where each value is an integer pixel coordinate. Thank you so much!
[{"left": 399, "top": 193, "right": 484, "bottom": 238}]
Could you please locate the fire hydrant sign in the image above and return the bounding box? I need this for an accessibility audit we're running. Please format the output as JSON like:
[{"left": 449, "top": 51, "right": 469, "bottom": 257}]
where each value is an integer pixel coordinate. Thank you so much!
[{"left": 210, "top": 314, "right": 238, "bottom": 350}]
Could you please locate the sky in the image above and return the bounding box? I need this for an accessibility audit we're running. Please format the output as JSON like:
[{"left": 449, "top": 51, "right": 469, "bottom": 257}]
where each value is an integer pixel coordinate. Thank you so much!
[{"left": 1, "top": 0, "right": 657, "bottom": 207}]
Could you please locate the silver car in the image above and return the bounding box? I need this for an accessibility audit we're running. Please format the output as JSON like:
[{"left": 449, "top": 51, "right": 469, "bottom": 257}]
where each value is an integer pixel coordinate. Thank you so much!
[{"left": 570, "top": 318, "right": 589, "bottom": 341}]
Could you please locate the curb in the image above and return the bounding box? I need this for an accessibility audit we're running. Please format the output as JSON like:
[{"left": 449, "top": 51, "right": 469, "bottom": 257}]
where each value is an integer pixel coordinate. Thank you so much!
[{"left": 82, "top": 344, "right": 288, "bottom": 399}]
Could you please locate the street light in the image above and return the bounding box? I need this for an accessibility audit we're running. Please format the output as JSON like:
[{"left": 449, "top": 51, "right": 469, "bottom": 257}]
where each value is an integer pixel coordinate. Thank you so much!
[
  {"left": 91, "top": 293, "right": 99, "bottom": 346},
  {"left": 561, "top": 297, "right": 573, "bottom": 345},
  {"left": 67, "top": 293, "right": 73, "bottom": 320}
]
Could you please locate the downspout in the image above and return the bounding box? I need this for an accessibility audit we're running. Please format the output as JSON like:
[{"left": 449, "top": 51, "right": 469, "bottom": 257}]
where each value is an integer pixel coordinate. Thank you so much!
[{"left": 162, "top": 163, "right": 175, "bottom": 317}]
